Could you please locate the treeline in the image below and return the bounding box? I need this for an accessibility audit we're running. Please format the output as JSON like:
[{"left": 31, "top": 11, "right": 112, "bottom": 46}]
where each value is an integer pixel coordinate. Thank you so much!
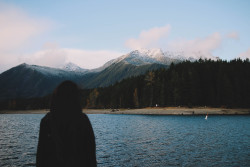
[
  {"left": 0, "top": 96, "right": 51, "bottom": 110},
  {"left": 0, "top": 90, "right": 90, "bottom": 110},
  {"left": 1, "top": 59, "right": 250, "bottom": 110},
  {"left": 83, "top": 59, "right": 250, "bottom": 109}
]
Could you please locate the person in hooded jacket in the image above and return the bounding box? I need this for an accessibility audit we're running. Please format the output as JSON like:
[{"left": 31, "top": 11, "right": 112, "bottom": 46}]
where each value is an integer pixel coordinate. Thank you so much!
[{"left": 36, "top": 80, "right": 97, "bottom": 167}]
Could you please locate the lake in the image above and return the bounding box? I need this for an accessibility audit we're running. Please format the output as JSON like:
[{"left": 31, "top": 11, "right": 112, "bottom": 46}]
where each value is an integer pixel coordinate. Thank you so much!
[{"left": 0, "top": 114, "right": 249, "bottom": 167}]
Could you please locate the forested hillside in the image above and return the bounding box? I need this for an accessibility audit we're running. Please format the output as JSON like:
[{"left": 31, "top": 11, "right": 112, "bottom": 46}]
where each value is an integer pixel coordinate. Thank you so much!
[
  {"left": 1, "top": 59, "right": 250, "bottom": 110},
  {"left": 83, "top": 59, "right": 250, "bottom": 109}
]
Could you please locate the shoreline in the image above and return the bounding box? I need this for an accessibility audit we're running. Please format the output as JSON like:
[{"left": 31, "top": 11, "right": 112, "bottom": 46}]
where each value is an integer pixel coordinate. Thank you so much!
[{"left": 1, "top": 107, "right": 250, "bottom": 115}]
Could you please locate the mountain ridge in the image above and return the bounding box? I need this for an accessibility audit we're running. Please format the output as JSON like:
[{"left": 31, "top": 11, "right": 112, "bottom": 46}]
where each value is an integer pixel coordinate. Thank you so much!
[{"left": 0, "top": 49, "right": 220, "bottom": 100}]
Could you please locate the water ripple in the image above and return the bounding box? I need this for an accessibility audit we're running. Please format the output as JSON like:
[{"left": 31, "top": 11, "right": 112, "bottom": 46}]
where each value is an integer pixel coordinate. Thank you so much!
[{"left": 0, "top": 114, "right": 250, "bottom": 166}]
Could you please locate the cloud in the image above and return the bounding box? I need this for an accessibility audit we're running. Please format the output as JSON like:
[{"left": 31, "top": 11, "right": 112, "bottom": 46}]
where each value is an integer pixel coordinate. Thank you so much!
[
  {"left": 23, "top": 48, "right": 68, "bottom": 68},
  {"left": 0, "top": 53, "right": 21, "bottom": 73},
  {"left": 125, "top": 25, "right": 171, "bottom": 50},
  {"left": 22, "top": 47, "right": 123, "bottom": 69},
  {"left": 167, "top": 32, "right": 223, "bottom": 58},
  {"left": 0, "top": 3, "right": 52, "bottom": 72},
  {"left": 226, "top": 32, "right": 239, "bottom": 40},
  {"left": 167, "top": 32, "right": 240, "bottom": 59},
  {"left": 62, "top": 49, "right": 123, "bottom": 69},
  {"left": 0, "top": 3, "right": 123, "bottom": 73},
  {"left": 238, "top": 48, "right": 250, "bottom": 60},
  {"left": 125, "top": 25, "right": 239, "bottom": 60},
  {"left": 0, "top": 3, "right": 51, "bottom": 51}
]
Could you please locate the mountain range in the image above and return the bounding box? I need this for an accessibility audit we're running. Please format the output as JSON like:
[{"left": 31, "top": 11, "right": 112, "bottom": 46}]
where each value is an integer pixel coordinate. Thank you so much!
[{"left": 0, "top": 48, "right": 219, "bottom": 100}]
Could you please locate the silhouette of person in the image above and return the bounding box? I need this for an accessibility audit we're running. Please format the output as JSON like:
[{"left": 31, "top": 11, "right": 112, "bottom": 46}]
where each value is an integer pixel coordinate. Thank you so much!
[{"left": 36, "top": 80, "right": 96, "bottom": 167}]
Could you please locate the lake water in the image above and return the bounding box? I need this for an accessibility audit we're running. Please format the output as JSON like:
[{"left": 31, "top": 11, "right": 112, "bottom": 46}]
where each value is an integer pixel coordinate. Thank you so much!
[{"left": 0, "top": 114, "right": 249, "bottom": 167}]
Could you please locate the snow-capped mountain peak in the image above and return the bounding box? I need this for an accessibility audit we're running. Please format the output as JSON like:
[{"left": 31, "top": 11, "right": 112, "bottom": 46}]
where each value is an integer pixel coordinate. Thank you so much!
[
  {"left": 111, "top": 48, "right": 169, "bottom": 66},
  {"left": 108, "top": 48, "right": 220, "bottom": 66},
  {"left": 62, "top": 62, "right": 88, "bottom": 73},
  {"left": 109, "top": 48, "right": 164, "bottom": 66},
  {"left": 138, "top": 48, "right": 163, "bottom": 56},
  {"left": 129, "top": 48, "right": 164, "bottom": 58}
]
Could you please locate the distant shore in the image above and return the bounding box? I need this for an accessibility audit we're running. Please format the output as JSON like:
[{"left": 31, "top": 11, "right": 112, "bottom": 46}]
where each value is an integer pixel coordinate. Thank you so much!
[{"left": 1, "top": 107, "right": 250, "bottom": 115}]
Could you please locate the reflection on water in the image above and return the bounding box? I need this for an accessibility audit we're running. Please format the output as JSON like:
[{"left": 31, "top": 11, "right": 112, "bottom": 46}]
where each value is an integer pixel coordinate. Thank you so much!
[{"left": 0, "top": 114, "right": 250, "bottom": 166}]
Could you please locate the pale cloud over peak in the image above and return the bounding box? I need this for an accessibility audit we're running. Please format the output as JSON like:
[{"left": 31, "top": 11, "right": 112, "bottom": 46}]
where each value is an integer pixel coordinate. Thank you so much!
[
  {"left": 125, "top": 25, "right": 171, "bottom": 50},
  {"left": 23, "top": 48, "right": 67, "bottom": 68},
  {"left": 62, "top": 49, "right": 123, "bottom": 69},
  {"left": 238, "top": 48, "right": 250, "bottom": 60},
  {"left": 22, "top": 47, "right": 123, "bottom": 69},
  {"left": 166, "top": 32, "right": 240, "bottom": 59},
  {"left": 125, "top": 25, "right": 240, "bottom": 60},
  {"left": 42, "top": 42, "right": 60, "bottom": 50},
  {"left": 167, "top": 32, "right": 223, "bottom": 57}
]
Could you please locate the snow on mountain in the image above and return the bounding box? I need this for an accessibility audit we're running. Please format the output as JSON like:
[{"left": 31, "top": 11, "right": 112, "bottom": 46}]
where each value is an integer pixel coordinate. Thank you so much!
[
  {"left": 17, "top": 49, "right": 220, "bottom": 76},
  {"left": 20, "top": 63, "right": 88, "bottom": 77},
  {"left": 108, "top": 48, "right": 164, "bottom": 66},
  {"left": 0, "top": 63, "right": 88, "bottom": 100},
  {"left": 110, "top": 48, "right": 220, "bottom": 66},
  {"left": 22, "top": 63, "right": 69, "bottom": 76},
  {"left": 62, "top": 62, "right": 89, "bottom": 73},
  {"left": 0, "top": 50, "right": 221, "bottom": 100},
  {"left": 165, "top": 50, "right": 219, "bottom": 61},
  {"left": 106, "top": 48, "right": 176, "bottom": 66}
]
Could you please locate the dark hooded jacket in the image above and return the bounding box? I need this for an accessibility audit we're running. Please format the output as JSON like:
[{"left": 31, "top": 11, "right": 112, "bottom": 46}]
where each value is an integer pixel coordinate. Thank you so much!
[{"left": 36, "top": 81, "right": 96, "bottom": 167}]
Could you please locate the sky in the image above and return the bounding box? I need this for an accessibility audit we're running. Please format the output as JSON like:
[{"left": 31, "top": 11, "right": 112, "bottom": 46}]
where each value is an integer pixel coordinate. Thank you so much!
[{"left": 0, "top": 0, "right": 250, "bottom": 72}]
